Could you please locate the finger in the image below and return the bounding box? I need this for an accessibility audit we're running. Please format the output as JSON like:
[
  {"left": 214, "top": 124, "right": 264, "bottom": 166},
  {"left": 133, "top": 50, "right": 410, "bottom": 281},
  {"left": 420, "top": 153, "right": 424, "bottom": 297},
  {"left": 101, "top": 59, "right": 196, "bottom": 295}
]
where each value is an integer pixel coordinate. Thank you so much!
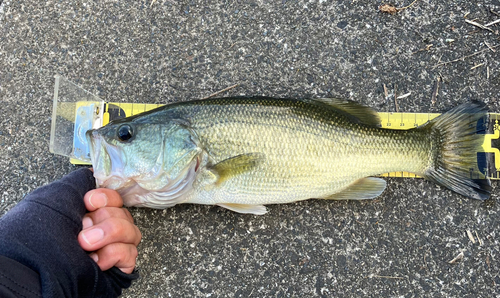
[
  {"left": 89, "top": 243, "right": 138, "bottom": 274},
  {"left": 78, "top": 217, "right": 142, "bottom": 251},
  {"left": 82, "top": 207, "right": 134, "bottom": 230},
  {"left": 84, "top": 189, "right": 124, "bottom": 211}
]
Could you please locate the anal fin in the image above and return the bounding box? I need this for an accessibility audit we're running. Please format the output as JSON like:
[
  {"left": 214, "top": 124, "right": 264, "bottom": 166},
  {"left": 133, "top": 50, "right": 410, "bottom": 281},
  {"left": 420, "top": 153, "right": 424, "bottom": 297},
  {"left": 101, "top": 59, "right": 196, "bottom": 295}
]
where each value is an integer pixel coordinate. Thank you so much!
[
  {"left": 217, "top": 203, "right": 268, "bottom": 215},
  {"left": 325, "top": 177, "right": 386, "bottom": 200}
]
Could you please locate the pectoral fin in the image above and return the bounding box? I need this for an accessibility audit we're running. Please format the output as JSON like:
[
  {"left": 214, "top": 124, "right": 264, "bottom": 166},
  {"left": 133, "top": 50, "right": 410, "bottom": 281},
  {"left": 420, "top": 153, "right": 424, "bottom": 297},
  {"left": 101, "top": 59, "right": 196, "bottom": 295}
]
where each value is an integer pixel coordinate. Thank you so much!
[
  {"left": 325, "top": 177, "right": 386, "bottom": 200},
  {"left": 217, "top": 203, "right": 268, "bottom": 215},
  {"left": 210, "top": 153, "right": 264, "bottom": 185}
]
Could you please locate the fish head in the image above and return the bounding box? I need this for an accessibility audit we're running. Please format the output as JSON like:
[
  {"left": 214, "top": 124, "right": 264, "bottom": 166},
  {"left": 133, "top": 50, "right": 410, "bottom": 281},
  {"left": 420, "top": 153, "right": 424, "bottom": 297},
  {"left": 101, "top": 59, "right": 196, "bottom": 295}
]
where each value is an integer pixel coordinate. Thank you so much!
[{"left": 86, "top": 119, "right": 201, "bottom": 207}]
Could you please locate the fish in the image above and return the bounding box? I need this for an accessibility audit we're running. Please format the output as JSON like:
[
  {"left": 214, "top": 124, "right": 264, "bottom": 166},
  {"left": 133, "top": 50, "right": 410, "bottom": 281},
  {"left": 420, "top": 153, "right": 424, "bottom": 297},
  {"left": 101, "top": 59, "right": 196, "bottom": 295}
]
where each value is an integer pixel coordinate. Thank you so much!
[{"left": 86, "top": 97, "right": 491, "bottom": 215}]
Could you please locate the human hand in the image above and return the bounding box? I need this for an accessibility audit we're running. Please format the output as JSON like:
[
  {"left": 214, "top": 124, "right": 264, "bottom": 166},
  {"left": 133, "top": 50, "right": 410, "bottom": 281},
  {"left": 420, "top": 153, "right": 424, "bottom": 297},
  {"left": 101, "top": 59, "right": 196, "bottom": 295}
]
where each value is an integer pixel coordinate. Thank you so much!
[{"left": 78, "top": 189, "right": 142, "bottom": 274}]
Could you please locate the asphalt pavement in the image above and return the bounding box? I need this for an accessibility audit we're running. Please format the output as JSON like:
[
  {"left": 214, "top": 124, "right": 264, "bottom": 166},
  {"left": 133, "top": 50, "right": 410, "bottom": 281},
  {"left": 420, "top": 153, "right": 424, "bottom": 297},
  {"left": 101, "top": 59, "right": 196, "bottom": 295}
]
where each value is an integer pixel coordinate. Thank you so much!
[{"left": 1, "top": 1, "right": 500, "bottom": 297}]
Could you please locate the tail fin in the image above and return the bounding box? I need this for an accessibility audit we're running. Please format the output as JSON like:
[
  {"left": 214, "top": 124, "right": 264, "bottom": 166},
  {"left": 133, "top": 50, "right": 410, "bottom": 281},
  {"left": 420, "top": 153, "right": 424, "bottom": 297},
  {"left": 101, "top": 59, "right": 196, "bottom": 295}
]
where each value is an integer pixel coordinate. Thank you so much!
[{"left": 422, "top": 101, "right": 491, "bottom": 200}]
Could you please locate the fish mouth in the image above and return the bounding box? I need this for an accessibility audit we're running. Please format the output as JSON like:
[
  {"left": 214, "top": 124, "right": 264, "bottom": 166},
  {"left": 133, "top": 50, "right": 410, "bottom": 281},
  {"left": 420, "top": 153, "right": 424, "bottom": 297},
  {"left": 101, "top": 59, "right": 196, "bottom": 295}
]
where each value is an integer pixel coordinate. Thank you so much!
[
  {"left": 86, "top": 129, "right": 98, "bottom": 164},
  {"left": 86, "top": 129, "right": 106, "bottom": 186},
  {"left": 86, "top": 129, "right": 128, "bottom": 189},
  {"left": 85, "top": 129, "right": 99, "bottom": 173}
]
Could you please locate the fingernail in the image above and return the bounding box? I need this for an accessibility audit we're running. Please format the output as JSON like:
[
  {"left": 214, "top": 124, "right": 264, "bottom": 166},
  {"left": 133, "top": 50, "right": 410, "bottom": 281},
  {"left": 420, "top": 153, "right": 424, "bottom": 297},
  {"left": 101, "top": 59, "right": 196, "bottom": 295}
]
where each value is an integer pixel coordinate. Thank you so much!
[
  {"left": 89, "top": 192, "right": 108, "bottom": 208},
  {"left": 82, "top": 217, "right": 93, "bottom": 229},
  {"left": 82, "top": 228, "right": 104, "bottom": 245},
  {"left": 89, "top": 253, "right": 99, "bottom": 263}
]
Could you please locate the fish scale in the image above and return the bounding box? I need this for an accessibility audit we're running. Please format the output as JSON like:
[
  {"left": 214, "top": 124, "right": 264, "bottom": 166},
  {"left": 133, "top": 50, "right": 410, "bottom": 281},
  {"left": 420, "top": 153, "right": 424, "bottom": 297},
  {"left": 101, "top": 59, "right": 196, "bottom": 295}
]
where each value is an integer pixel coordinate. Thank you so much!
[
  {"left": 85, "top": 97, "right": 491, "bottom": 214},
  {"left": 162, "top": 98, "right": 432, "bottom": 205}
]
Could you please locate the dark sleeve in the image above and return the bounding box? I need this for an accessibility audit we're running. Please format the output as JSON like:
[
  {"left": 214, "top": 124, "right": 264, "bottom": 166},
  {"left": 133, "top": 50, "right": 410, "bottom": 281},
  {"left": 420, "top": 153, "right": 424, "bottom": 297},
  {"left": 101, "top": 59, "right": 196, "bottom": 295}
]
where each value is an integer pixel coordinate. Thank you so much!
[{"left": 0, "top": 168, "right": 139, "bottom": 298}]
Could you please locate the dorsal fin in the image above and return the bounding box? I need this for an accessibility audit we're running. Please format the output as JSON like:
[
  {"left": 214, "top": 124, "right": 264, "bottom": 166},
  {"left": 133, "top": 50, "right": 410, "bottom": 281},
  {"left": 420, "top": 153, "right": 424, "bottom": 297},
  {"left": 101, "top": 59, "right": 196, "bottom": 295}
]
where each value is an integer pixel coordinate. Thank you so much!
[{"left": 313, "top": 98, "right": 381, "bottom": 126}]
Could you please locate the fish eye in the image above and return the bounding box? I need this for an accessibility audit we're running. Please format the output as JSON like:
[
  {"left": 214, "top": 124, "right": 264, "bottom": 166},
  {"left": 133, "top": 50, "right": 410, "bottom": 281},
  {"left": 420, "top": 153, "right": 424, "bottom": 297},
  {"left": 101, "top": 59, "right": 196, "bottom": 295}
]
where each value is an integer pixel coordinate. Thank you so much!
[{"left": 117, "top": 124, "right": 134, "bottom": 142}]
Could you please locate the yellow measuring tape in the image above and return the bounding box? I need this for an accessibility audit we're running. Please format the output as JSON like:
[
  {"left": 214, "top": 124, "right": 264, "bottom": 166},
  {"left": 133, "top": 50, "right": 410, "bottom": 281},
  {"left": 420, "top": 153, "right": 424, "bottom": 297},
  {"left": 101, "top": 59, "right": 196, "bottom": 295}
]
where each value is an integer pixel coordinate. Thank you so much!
[{"left": 70, "top": 102, "right": 500, "bottom": 180}]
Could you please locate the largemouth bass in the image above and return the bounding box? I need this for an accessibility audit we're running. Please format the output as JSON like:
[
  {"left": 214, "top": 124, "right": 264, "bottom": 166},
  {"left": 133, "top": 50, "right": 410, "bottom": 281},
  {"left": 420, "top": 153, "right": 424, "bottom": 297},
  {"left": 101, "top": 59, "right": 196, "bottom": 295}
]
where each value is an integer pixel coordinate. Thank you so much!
[{"left": 86, "top": 97, "right": 491, "bottom": 215}]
